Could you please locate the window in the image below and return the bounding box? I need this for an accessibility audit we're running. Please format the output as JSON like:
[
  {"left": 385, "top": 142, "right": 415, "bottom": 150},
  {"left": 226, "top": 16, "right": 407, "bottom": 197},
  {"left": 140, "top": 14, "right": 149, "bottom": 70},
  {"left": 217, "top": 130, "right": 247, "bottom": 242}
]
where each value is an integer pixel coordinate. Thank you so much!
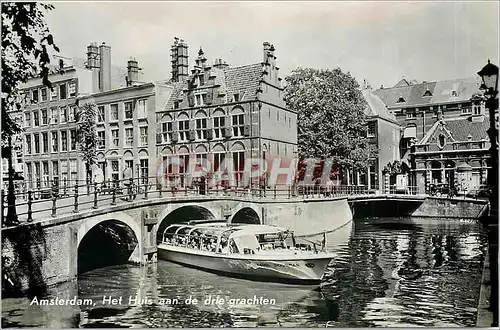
[
  {"left": 34, "top": 162, "right": 41, "bottom": 186},
  {"left": 42, "top": 132, "right": 48, "bottom": 153},
  {"left": 25, "top": 112, "right": 31, "bottom": 127},
  {"left": 111, "top": 160, "right": 119, "bottom": 182},
  {"left": 59, "top": 83, "right": 67, "bottom": 99},
  {"left": 60, "top": 106, "right": 67, "bottom": 123},
  {"left": 196, "top": 118, "right": 207, "bottom": 140},
  {"left": 31, "top": 89, "right": 39, "bottom": 104},
  {"left": 277, "top": 109, "right": 279, "bottom": 121},
  {"left": 423, "top": 89, "right": 432, "bottom": 97},
  {"left": 52, "top": 161, "right": 59, "bottom": 185},
  {"left": 178, "top": 120, "right": 189, "bottom": 141},
  {"left": 25, "top": 135, "right": 31, "bottom": 154},
  {"left": 51, "top": 132, "right": 58, "bottom": 152},
  {"left": 139, "top": 159, "right": 148, "bottom": 184},
  {"left": 97, "top": 106, "right": 105, "bottom": 123},
  {"left": 213, "top": 116, "right": 225, "bottom": 139},
  {"left": 97, "top": 131, "right": 105, "bottom": 149},
  {"left": 124, "top": 102, "right": 134, "bottom": 119},
  {"left": 232, "top": 151, "right": 245, "bottom": 184},
  {"left": 68, "top": 82, "right": 76, "bottom": 97},
  {"left": 41, "top": 109, "right": 48, "bottom": 125},
  {"left": 195, "top": 94, "right": 205, "bottom": 106},
  {"left": 34, "top": 134, "right": 40, "bottom": 153},
  {"left": 41, "top": 88, "right": 48, "bottom": 102},
  {"left": 198, "top": 75, "right": 204, "bottom": 86},
  {"left": 50, "top": 86, "right": 58, "bottom": 100},
  {"left": 397, "top": 96, "right": 405, "bottom": 103},
  {"left": 213, "top": 153, "right": 225, "bottom": 172},
  {"left": 367, "top": 122, "right": 376, "bottom": 137},
  {"left": 232, "top": 114, "right": 244, "bottom": 137},
  {"left": 406, "top": 111, "right": 416, "bottom": 119},
  {"left": 174, "top": 101, "right": 179, "bottom": 109},
  {"left": 69, "top": 159, "right": 77, "bottom": 182},
  {"left": 473, "top": 103, "right": 482, "bottom": 115},
  {"left": 112, "top": 129, "right": 119, "bottom": 148},
  {"left": 61, "top": 131, "right": 68, "bottom": 151},
  {"left": 33, "top": 111, "right": 40, "bottom": 127},
  {"left": 139, "top": 127, "right": 148, "bottom": 146},
  {"left": 462, "top": 106, "right": 472, "bottom": 114},
  {"left": 60, "top": 160, "right": 68, "bottom": 185},
  {"left": 51, "top": 108, "right": 58, "bottom": 124},
  {"left": 26, "top": 163, "right": 32, "bottom": 185},
  {"left": 438, "top": 134, "right": 446, "bottom": 148},
  {"left": 137, "top": 99, "right": 147, "bottom": 119},
  {"left": 125, "top": 160, "right": 134, "bottom": 171},
  {"left": 162, "top": 122, "right": 172, "bottom": 143},
  {"left": 233, "top": 93, "right": 240, "bottom": 102},
  {"left": 42, "top": 161, "right": 49, "bottom": 187},
  {"left": 70, "top": 129, "right": 77, "bottom": 150},
  {"left": 69, "top": 105, "right": 77, "bottom": 122},
  {"left": 110, "top": 104, "right": 118, "bottom": 121},
  {"left": 125, "top": 128, "right": 134, "bottom": 147},
  {"left": 451, "top": 90, "right": 458, "bottom": 97}
]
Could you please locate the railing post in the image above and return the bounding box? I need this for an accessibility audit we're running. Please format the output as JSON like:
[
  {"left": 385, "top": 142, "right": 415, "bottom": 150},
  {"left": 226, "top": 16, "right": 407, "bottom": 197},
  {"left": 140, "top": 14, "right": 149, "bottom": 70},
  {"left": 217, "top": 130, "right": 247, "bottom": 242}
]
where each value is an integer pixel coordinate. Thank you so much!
[
  {"left": 51, "top": 194, "right": 57, "bottom": 217},
  {"left": 288, "top": 186, "right": 291, "bottom": 199},
  {"left": 158, "top": 177, "right": 163, "bottom": 198},
  {"left": 93, "top": 182, "right": 98, "bottom": 209},
  {"left": 111, "top": 180, "right": 117, "bottom": 205},
  {"left": 144, "top": 181, "right": 148, "bottom": 200},
  {"left": 274, "top": 185, "right": 276, "bottom": 199},
  {"left": 73, "top": 184, "right": 79, "bottom": 213},
  {"left": 1, "top": 190, "right": 4, "bottom": 224},
  {"left": 27, "top": 190, "right": 33, "bottom": 222}
]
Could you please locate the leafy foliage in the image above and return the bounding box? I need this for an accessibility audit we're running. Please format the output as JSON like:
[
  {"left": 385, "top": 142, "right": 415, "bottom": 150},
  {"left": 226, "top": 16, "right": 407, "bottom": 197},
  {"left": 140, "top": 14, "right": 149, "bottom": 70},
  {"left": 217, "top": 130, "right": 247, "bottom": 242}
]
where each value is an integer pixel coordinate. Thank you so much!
[
  {"left": 1, "top": 2, "right": 59, "bottom": 142},
  {"left": 382, "top": 160, "right": 410, "bottom": 175},
  {"left": 76, "top": 103, "right": 98, "bottom": 180},
  {"left": 284, "top": 67, "right": 372, "bottom": 172}
]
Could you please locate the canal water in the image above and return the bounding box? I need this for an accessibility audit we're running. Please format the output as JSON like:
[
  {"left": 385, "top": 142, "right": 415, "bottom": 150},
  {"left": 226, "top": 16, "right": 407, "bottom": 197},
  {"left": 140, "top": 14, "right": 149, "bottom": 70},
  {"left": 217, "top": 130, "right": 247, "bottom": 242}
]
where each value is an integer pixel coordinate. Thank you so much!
[{"left": 2, "top": 217, "right": 487, "bottom": 328}]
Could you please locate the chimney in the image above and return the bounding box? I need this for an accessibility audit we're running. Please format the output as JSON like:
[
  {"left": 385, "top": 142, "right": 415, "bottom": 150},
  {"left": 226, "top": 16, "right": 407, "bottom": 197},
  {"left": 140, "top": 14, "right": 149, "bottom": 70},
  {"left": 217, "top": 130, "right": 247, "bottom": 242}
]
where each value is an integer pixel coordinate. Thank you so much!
[
  {"left": 86, "top": 42, "right": 100, "bottom": 92},
  {"left": 126, "top": 57, "right": 139, "bottom": 86},
  {"left": 213, "top": 58, "right": 229, "bottom": 69},
  {"left": 263, "top": 42, "right": 276, "bottom": 66},
  {"left": 171, "top": 37, "right": 189, "bottom": 82},
  {"left": 99, "top": 42, "right": 111, "bottom": 92}
]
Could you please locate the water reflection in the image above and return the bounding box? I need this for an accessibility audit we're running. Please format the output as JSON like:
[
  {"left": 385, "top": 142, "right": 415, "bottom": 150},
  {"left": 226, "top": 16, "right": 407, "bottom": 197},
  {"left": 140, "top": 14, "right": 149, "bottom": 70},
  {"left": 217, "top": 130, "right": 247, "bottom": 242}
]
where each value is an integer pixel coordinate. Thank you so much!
[{"left": 1, "top": 217, "right": 487, "bottom": 328}]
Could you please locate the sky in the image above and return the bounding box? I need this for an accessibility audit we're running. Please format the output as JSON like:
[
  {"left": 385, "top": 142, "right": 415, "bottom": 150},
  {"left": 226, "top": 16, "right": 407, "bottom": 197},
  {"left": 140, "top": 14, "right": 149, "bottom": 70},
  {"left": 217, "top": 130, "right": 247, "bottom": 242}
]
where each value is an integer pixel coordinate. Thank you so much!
[{"left": 45, "top": 1, "right": 499, "bottom": 89}]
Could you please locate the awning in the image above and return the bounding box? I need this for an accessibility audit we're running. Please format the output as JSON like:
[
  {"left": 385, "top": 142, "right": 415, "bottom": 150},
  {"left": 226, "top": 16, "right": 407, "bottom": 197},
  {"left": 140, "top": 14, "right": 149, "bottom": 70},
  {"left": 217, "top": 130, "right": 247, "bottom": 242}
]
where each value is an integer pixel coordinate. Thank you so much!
[{"left": 403, "top": 126, "right": 417, "bottom": 138}]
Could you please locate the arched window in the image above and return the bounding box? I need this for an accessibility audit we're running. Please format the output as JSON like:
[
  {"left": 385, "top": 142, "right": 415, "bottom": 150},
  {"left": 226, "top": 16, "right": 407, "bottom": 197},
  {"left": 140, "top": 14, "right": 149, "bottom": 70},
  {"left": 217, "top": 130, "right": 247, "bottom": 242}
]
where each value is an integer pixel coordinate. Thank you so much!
[{"left": 438, "top": 134, "right": 446, "bottom": 149}]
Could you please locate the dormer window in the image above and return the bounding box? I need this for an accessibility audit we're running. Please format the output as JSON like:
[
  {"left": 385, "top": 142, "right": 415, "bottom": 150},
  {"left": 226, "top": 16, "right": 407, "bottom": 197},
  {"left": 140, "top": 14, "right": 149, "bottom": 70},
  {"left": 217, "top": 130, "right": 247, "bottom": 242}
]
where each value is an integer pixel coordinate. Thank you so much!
[
  {"left": 173, "top": 101, "right": 179, "bottom": 109},
  {"left": 451, "top": 90, "right": 458, "bottom": 97},
  {"left": 406, "top": 111, "right": 416, "bottom": 119},
  {"left": 233, "top": 93, "right": 240, "bottom": 102},
  {"left": 473, "top": 103, "right": 482, "bottom": 115},
  {"left": 423, "top": 89, "right": 432, "bottom": 97},
  {"left": 438, "top": 134, "right": 446, "bottom": 149},
  {"left": 195, "top": 93, "right": 206, "bottom": 107},
  {"left": 397, "top": 96, "right": 406, "bottom": 103}
]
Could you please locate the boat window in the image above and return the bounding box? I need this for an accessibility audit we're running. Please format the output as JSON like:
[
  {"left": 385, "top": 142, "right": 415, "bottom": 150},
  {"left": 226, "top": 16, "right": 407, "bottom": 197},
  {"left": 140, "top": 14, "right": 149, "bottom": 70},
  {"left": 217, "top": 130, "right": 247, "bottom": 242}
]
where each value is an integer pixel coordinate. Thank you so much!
[{"left": 229, "top": 239, "right": 239, "bottom": 254}]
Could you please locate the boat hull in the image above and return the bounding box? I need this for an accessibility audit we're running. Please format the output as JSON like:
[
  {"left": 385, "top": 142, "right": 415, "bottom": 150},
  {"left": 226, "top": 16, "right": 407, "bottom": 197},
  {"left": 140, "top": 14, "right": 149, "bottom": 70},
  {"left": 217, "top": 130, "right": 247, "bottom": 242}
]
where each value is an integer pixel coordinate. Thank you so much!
[{"left": 157, "top": 245, "right": 332, "bottom": 284}]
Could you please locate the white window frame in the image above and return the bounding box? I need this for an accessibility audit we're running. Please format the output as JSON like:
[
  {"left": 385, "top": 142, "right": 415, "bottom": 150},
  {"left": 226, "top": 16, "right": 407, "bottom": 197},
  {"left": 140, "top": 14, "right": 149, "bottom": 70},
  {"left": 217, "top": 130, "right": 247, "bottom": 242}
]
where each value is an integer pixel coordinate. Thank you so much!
[
  {"left": 178, "top": 120, "right": 189, "bottom": 142},
  {"left": 137, "top": 99, "right": 147, "bottom": 119},
  {"left": 125, "top": 128, "right": 134, "bottom": 147},
  {"left": 111, "top": 129, "right": 119, "bottom": 148},
  {"left": 162, "top": 122, "right": 173, "bottom": 143},
  {"left": 213, "top": 116, "right": 225, "bottom": 139},
  {"left": 232, "top": 114, "right": 244, "bottom": 137},
  {"left": 97, "top": 131, "right": 106, "bottom": 149},
  {"left": 196, "top": 118, "right": 207, "bottom": 140},
  {"left": 139, "top": 126, "right": 148, "bottom": 146},
  {"left": 110, "top": 104, "right": 119, "bottom": 121}
]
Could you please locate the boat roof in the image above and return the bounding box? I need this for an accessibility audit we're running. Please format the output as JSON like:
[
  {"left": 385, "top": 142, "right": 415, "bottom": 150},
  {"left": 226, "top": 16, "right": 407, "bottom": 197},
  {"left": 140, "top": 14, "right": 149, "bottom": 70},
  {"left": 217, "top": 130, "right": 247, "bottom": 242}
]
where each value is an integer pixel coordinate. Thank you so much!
[{"left": 163, "top": 223, "right": 288, "bottom": 239}]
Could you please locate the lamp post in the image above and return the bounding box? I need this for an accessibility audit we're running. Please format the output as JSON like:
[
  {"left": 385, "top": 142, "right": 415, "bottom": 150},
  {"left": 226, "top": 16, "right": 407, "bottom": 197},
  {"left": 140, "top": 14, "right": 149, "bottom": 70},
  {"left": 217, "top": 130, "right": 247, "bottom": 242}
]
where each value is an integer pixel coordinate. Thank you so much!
[
  {"left": 5, "top": 135, "right": 19, "bottom": 226},
  {"left": 477, "top": 59, "right": 498, "bottom": 327}
]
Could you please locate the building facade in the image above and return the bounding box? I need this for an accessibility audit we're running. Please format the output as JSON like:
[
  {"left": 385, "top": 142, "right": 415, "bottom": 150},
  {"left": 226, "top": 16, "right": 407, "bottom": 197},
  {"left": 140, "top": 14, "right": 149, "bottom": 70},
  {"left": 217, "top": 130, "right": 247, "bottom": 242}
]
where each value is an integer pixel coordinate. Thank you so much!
[
  {"left": 18, "top": 43, "right": 127, "bottom": 192},
  {"left": 373, "top": 77, "right": 490, "bottom": 193},
  {"left": 156, "top": 41, "right": 297, "bottom": 188}
]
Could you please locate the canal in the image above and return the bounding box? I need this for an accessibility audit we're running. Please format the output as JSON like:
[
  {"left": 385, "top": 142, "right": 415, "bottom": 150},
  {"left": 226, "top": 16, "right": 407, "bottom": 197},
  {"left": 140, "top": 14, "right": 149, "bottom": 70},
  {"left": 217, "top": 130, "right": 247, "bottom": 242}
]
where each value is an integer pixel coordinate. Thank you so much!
[{"left": 1, "top": 217, "right": 487, "bottom": 328}]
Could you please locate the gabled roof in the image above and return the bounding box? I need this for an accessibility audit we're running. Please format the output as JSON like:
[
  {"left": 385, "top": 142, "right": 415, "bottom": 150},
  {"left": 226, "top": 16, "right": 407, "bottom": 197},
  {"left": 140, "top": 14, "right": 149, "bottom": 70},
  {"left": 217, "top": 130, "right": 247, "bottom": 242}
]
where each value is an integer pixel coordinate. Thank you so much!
[
  {"left": 362, "top": 90, "right": 398, "bottom": 124},
  {"left": 223, "top": 63, "right": 262, "bottom": 101},
  {"left": 373, "top": 81, "right": 437, "bottom": 108},
  {"left": 373, "top": 77, "right": 481, "bottom": 109},
  {"left": 429, "top": 77, "right": 481, "bottom": 104},
  {"left": 419, "top": 117, "right": 489, "bottom": 144}
]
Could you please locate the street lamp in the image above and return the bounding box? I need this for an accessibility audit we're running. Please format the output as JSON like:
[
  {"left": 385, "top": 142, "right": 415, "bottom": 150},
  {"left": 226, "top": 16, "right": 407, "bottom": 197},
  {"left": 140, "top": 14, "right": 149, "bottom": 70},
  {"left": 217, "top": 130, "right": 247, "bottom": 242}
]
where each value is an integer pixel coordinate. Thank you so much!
[{"left": 477, "top": 59, "right": 498, "bottom": 327}]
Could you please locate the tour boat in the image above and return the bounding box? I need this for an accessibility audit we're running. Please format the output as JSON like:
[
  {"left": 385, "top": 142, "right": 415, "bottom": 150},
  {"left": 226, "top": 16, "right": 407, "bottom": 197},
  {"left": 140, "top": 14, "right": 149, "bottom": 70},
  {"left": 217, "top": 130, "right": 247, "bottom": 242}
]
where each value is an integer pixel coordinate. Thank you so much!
[{"left": 157, "top": 222, "right": 337, "bottom": 284}]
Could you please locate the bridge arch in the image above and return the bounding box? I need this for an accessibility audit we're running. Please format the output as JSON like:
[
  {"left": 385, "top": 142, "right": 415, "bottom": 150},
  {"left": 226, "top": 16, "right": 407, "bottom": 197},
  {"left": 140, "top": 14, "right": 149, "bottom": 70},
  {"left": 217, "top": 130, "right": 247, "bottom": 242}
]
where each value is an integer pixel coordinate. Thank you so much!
[
  {"left": 230, "top": 206, "right": 261, "bottom": 224},
  {"left": 155, "top": 204, "right": 217, "bottom": 243},
  {"left": 77, "top": 212, "right": 141, "bottom": 275}
]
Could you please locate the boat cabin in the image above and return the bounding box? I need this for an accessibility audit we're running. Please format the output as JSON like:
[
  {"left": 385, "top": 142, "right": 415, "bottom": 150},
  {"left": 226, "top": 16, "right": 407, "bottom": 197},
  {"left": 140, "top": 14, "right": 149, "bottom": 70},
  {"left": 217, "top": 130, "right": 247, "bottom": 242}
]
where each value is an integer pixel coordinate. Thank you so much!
[{"left": 161, "top": 223, "right": 303, "bottom": 255}]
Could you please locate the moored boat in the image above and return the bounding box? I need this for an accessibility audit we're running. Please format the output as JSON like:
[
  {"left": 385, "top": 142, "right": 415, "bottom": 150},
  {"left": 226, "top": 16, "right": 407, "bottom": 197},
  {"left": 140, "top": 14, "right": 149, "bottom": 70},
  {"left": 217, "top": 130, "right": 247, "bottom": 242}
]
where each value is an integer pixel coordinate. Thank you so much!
[{"left": 157, "top": 222, "right": 337, "bottom": 284}]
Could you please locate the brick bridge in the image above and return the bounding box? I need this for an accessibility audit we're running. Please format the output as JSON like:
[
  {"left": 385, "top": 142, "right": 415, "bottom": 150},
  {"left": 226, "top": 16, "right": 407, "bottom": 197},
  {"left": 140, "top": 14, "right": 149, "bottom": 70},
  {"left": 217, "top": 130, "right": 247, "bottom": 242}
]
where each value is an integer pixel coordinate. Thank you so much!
[{"left": 1, "top": 182, "right": 488, "bottom": 296}]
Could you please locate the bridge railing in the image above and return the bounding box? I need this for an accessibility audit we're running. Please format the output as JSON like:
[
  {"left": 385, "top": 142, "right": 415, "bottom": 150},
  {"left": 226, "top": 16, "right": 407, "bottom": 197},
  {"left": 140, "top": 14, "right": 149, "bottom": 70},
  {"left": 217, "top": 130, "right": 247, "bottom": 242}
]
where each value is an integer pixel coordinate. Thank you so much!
[{"left": 1, "top": 174, "right": 423, "bottom": 227}]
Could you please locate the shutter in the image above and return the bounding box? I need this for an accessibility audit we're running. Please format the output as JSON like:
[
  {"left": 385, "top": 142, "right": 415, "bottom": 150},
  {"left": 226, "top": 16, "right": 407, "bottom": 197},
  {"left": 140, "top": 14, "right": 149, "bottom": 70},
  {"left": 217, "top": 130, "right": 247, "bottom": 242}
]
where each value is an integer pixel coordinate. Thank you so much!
[
  {"left": 224, "top": 114, "right": 232, "bottom": 138},
  {"left": 188, "top": 94, "right": 195, "bottom": 107},
  {"left": 189, "top": 130, "right": 196, "bottom": 141},
  {"left": 171, "top": 121, "right": 178, "bottom": 142},
  {"left": 156, "top": 133, "right": 162, "bottom": 144},
  {"left": 206, "top": 117, "right": 213, "bottom": 140},
  {"left": 205, "top": 89, "right": 213, "bottom": 105}
]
